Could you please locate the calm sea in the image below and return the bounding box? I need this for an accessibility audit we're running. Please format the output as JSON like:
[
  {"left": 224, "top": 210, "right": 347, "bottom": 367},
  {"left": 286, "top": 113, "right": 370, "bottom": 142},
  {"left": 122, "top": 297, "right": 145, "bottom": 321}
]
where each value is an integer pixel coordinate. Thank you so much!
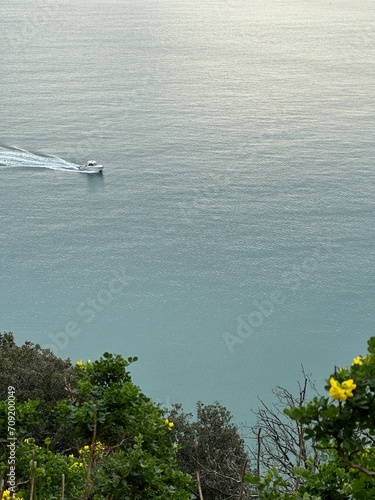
[{"left": 1, "top": 0, "right": 374, "bottom": 425}]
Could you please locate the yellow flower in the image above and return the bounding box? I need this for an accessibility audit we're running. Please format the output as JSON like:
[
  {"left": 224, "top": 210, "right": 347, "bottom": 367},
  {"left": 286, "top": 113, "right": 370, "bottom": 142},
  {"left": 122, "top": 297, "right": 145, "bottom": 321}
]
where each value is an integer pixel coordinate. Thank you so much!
[
  {"left": 76, "top": 360, "right": 83, "bottom": 367},
  {"left": 329, "top": 377, "right": 356, "bottom": 401},
  {"left": 341, "top": 379, "right": 356, "bottom": 398},
  {"left": 69, "top": 461, "right": 84, "bottom": 469},
  {"left": 1, "top": 492, "right": 22, "bottom": 500},
  {"left": 164, "top": 418, "right": 174, "bottom": 430},
  {"left": 329, "top": 377, "right": 339, "bottom": 388},
  {"left": 329, "top": 378, "right": 346, "bottom": 401},
  {"left": 352, "top": 356, "right": 363, "bottom": 366},
  {"left": 95, "top": 441, "right": 105, "bottom": 454}
]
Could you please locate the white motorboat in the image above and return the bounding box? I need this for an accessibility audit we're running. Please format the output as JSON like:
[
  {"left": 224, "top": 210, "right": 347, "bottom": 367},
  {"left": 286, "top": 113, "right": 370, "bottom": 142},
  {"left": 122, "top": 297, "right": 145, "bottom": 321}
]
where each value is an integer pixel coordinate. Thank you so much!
[{"left": 78, "top": 160, "right": 104, "bottom": 174}]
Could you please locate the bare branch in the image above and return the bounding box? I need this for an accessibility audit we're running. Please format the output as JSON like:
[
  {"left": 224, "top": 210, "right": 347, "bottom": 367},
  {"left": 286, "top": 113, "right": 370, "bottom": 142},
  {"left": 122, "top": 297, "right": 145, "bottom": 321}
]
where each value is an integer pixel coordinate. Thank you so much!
[{"left": 195, "top": 441, "right": 204, "bottom": 500}]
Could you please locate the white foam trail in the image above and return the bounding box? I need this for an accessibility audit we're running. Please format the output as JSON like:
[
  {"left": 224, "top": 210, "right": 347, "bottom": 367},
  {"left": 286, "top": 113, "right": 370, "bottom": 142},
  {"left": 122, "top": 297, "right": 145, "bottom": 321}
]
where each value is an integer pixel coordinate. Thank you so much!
[{"left": 0, "top": 146, "right": 80, "bottom": 172}]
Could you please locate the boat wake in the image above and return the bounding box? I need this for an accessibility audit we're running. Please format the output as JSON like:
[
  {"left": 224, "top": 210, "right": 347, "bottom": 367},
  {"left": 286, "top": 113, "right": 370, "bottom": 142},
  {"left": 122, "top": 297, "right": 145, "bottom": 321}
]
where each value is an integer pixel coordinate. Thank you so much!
[{"left": 0, "top": 146, "right": 83, "bottom": 173}]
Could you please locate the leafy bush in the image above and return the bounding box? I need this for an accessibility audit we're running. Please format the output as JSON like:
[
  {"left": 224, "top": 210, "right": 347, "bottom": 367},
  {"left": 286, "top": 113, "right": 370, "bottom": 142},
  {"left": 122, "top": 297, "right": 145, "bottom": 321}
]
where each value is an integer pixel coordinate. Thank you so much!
[
  {"left": 0, "top": 333, "right": 73, "bottom": 404},
  {"left": 55, "top": 355, "right": 193, "bottom": 498},
  {"left": 0, "top": 332, "right": 75, "bottom": 452},
  {"left": 167, "top": 401, "right": 250, "bottom": 499},
  {"left": 0, "top": 349, "right": 192, "bottom": 499}
]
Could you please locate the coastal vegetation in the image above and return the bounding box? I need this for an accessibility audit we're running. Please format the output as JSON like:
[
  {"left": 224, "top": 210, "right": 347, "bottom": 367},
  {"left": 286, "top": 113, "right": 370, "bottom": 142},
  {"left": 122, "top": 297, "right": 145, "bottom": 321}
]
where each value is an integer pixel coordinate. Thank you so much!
[{"left": 0, "top": 332, "right": 374, "bottom": 498}]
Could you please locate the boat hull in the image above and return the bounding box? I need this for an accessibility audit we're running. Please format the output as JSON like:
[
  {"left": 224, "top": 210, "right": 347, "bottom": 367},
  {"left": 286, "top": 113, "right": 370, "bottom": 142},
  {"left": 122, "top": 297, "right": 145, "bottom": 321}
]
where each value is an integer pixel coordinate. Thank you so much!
[{"left": 78, "top": 165, "right": 104, "bottom": 174}]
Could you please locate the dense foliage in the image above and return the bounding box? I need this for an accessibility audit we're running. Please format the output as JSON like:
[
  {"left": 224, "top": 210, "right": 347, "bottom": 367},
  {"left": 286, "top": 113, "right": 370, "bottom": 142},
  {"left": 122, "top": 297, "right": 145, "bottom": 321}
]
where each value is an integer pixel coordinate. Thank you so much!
[
  {"left": 168, "top": 401, "right": 251, "bottom": 499},
  {"left": 0, "top": 332, "right": 72, "bottom": 404},
  {"left": 55, "top": 355, "right": 192, "bottom": 499},
  {"left": 0, "top": 332, "right": 74, "bottom": 452},
  {"left": 0, "top": 347, "right": 192, "bottom": 499}
]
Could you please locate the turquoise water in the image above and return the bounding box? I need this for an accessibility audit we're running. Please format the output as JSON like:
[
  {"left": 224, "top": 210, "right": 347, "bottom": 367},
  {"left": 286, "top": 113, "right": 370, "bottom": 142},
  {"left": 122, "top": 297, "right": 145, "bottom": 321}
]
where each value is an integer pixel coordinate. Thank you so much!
[{"left": 1, "top": 0, "right": 374, "bottom": 423}]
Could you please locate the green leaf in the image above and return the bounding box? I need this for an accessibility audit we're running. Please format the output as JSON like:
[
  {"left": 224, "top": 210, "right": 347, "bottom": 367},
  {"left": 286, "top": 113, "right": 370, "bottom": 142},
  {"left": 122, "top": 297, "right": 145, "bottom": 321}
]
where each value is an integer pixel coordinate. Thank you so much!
[{"left": 367, "top": 337, "right": 375, "bottom": 354}]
